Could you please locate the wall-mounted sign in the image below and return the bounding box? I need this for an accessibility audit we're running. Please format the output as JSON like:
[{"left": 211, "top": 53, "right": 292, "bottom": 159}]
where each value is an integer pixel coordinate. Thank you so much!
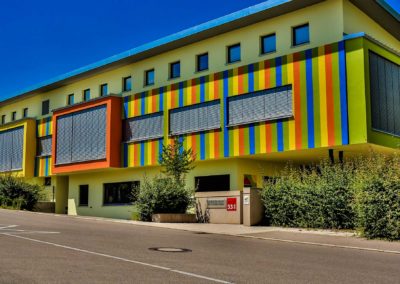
[
  {"left": 243, "top": 195, "right": 250, "bottom": 205},
  {"left": 227, "top": 197, "right": 237, "bottom": 211},
  {"left": 207, "top": 198, "right": 226, "bottom": 209}
]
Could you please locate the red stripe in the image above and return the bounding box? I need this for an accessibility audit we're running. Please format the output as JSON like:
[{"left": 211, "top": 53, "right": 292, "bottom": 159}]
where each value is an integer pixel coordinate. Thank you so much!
[
  {"left": 325, "top": 45, "right": 335, "bottom": 146},
  {"left": 214, "top": 130, "right": 220, "bottom": 159},
  {"left": 238, "top": 66, "right": 244, "bottom": 94},
  {"left": 293, "top": 52, "right": 302, "bottom": 150},
  {"left": 191, "top": 79, "right": 197, "bottom": 103},
  {"left": 265, "top": 122, "right": 272, "bottom": 153},
  {"left": 264, "top": 60, "right": 270, "bottom": 89},
  {"left": 239, "top": 126, "right": 245, "bottom": 156},
  {"left": 214, "top": 73, "right": 219, "bottom": 99},
  {"left": 152, "top": 89, "right": 157, "bottom": 112}
]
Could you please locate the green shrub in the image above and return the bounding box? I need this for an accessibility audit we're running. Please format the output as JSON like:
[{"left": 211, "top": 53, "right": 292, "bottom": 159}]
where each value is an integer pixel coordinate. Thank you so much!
[
  {"left": 0, "top": 175, "right": 43, "bottom": 210},
  {"left": 136, "top": 176, "right": 193, "bottom": 221}
]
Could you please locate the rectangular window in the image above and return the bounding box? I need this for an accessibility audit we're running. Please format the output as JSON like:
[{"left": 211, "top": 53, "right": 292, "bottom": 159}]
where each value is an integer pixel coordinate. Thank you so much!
[
  {"left": 169, "top": 100, "right": 220, "bottom": 136},
  {"left": 195, "top": 175, "right": 230, "bottom": 192},
  {"left": 83, "top": 89, "right": 90, "bottom": 101},
  {"left": 1, "top": 115, "right": 5, "bottom": 125},
  {"left": 79, "top": 185, "right": 89, "bottom": 206},
  {"left": 227, "top": 43, "right": 241, "bottom": 63},
  {"left": 37, "top": 136, "right": 52, "bottom": 157},
  {"left": 196, "top": 53, "right": 209, "bottom": 72},
  {"left": 169, "top": 61, "right": 180, "bottom": 79},
  {"left": 0, "top": 126, "right": 24, "bottom": 172},
  {"left": 55, "top": 105, "right": 107, "bottom": 165},
  {"left": 293, "top": 24, "right": 310, "bottom": 46},
  {"left": 103, "top": 181, "right": 139, "bottom": 205},
  {"left": 11, "top": 112, "right": 16, "bottom": 121},
  {"left": 100, "top": 84, "right": 108, "bottom": 96},
  {"left": 44, "top": 177, "right": 51, "bottom": 186},
  {"left": 23, "top": 108, "right": 28, "bottom": 118},
  {"left": 228, "top": 85, "right": 293, "bottom": 127},
  {"left": 124, "top": 112, "right": 164, "bottom": 143},
  {"left": 261, "top": 33, "right": 276, "bottom": 54},
  {"left": 145, "top": 69, "right": 155, "bottom": 86},
  {"left": 67, "top": 94, "right": 74, "bottom": 106},
  {"left": 369, "top": 51, "right": 400, "bottom": 136},
  {"left": 123, "top": 76, "right": 132, "bottom": 92},
  {"left": 42, "top": 100, "right": 50, "bottom": 115}
]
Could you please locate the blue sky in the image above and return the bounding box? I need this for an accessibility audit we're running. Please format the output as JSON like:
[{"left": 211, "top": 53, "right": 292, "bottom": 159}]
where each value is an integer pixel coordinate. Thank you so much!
[{"left": 0, "top": 0, "right": 399, "bottom": 100}]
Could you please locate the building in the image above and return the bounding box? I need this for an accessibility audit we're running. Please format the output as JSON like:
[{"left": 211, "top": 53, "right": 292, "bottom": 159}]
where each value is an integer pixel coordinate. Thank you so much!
[{"left": 0, "top": 0, "right": 399, "bottom": 219}]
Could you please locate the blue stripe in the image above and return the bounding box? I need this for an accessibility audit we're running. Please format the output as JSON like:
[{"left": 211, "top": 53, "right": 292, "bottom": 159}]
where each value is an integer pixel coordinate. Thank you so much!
[
  {"left": 179, "top": 136, "right": 183, "bottom": 154},
  {"left": 200, "top": 132, "right": 205, "bottom": 160},
  {"left": 140, "top": 141, "right": 145, "bottom": 166},
  {"left": 248, "top": 64, "right": 254, "bottom": 92},
  {"left": 179, "top": 82, "right": 184, "bottom": 107},
  {"left": 158, "top": 138, "right": 164, "bottom": 163},
  {"left": 223, "top": 71, "right": 229, "bottom": 157},
  {"left": 44, "top": 157, "right": 49, "bottom": 177},
  {"left": 277, "top": 121, "right": 284, "bottom": 152},
  {"left": 306, "top": 49, "right": 315, "bottom": 149},
  {"left": 159, "top": 87, "right": 164, "bottom": 111},
  {"left": 275, "top": 57, "right": 282, "bottom": 86},
  {"left": 123, "top": 96, "right": 129, "bottom": 119},
  {"left": 339, "top": 41, "right": 349, "bottom": 145},
  {"left": 249, "top": 124, "right": 255, "bottom": 154},
  {"left": 141, "top": 92, "right": 146, "bottom": 115},
  {"left": 200, "top": 77, "right": 205, "bottom": 102},
  {"left": 123, "top": 143, "right": 128, "bottom": 167}
]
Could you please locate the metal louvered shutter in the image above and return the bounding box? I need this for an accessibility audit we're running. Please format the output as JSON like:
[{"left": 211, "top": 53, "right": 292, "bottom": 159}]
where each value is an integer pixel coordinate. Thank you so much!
[
  {"left": 11, "top": 127, "right": 23, "bottom": 170},
  {"left": 37, "top": 136, "right": 52, "bottom": 157},
  {"left": 0, "top": 129, "right": 13, "bottom": 171},
  {"left": 369, "top": 51, "right": 400, "bottom": 136},
  {"left": 169, "top": 100, "right": 221, "bottom": 135},
  {"left": 56, "top": 114, "right": 73, "bottom": 165},
  {"left": 124, "top": 112, "right": 164, "bottom": 142},
  {"left": 228, "top": 86, "right": 293, "bottom": 126}
]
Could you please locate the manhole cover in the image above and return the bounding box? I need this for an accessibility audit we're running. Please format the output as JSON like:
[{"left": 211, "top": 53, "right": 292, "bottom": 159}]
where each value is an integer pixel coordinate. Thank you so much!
[{"left": 149, "top": 247, "right": 192, "bottom": 253}]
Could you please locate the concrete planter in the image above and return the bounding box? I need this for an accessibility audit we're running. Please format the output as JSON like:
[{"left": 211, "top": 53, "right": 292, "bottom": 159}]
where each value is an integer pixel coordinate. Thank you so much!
[{"left": 152, "top": 213, "right": 197, "bottom": 223}]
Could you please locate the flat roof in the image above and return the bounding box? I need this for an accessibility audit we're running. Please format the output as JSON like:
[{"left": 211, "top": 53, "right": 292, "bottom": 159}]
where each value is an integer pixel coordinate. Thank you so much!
[{"left": 1, "top": 0, "right": 398, "bottom": 106}]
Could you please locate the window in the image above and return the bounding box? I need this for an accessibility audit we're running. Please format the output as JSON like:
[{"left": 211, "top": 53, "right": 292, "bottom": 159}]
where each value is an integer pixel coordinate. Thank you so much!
[
  {"left": 23, "top": 108, "right": 28, "bottom": 118},
  {"left": 293, "top": 24, "right": 310, "bottom": 46},
  {"left": 42, "top": 100, "right": 50, "bottom": 115},
  {"left": 37, "top": 136, "right": 52, "bottom": 157},
  {"left": 0, "top": 127, "right": 24, "bottom": 172},
  {"left": 169, "top": 100, "right": 221, "bottom": 135},
  {"left": 100, "top": 84, "right": 108, "bottom": 96},
  {"left": 261, "top": 33, "right": 276, "bottom": 54},
  {"left": 196, "top": 53, "right": 209, "bottom": 72},
  {"left": 195, "top": 175, "right": 230, "bottom": 192},
  {"left": 11, "top": 111, "right": 16, "bottom": 121},
  {"left": 79, "top": 185, "right": 89, "bottom": 206},
  {"left": 83, "top": 89, "right": 90, "bottom": 101},
  {"left": 103, "top": 181, "right": 139, "bottom": 205},
  {"left": 169, "top": 61, "right": 180, "bottom": 79},
  {"left": 145, "top": 69, "right": 155, "bottom": 86},
  {"left": 123, "top": 76, "right": 132, "bottom": 92},
  {"left": 1, "top": 115, "right": 5, "bottom": 125},
  {"left": 228, "top": 85, "right": 293, "bottom": 127},
  {"left": 67, "top": 94, "right": 74, "bottom": 106},
  {"left": 44, "top": 177, "right": 52, "bottom": 186},
  {"left": 124, "top": 112, "right": 164, "bottom": 142},
  {"left": 227, "top": 44, "right": 241, "bottom": 63}
]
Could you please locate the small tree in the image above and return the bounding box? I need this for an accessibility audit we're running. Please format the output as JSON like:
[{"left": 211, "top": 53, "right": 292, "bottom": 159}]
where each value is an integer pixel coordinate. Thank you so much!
[{"left": 159, "top": 137, "right": 196, "bottom": 184}]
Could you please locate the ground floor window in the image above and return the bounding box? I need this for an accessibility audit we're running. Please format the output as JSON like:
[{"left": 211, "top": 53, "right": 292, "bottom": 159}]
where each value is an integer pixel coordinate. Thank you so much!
[
  {"left": 103, "top": 181, "right": 139, "bottom": 205},
  {"left": 79, "top": 185, "right": 89, "bottom": 206},
  {"left": 195, "top": 175, "right": 230, "bottom": 192}
]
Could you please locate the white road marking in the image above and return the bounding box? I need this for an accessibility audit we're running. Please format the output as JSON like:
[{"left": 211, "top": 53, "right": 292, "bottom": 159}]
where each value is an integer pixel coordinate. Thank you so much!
[
  {"left": 2, "top": 233, "right": 233, "bottom": 284},
  {"left": 0, "top": 225, "right": 18, "bottom": 229},
  {"left": 0, "top": 224, "right": 59, "bottom": 235}
]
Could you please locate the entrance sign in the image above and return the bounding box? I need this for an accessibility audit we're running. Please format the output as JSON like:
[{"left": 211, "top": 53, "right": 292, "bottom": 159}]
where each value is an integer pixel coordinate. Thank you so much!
[
  {"left": 226, "top": 198, "right": 237, "bottom": 211},
  {"left": 207, "top": 198, "right": 226, "bottom": 209}
]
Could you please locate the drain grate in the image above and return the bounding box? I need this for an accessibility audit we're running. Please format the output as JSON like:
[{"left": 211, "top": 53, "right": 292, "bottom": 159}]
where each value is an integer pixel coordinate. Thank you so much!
[{"left": 149, "top": 247, "right": 192, "bottom": 253}]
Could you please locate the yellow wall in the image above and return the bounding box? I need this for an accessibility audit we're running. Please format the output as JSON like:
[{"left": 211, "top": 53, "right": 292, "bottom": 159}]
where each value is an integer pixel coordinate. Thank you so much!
[
  {"left": 67, "top": 158, "right": 283, "bottom": 219},
  {"left": 0, "top": 0, "right": 344, "bottom": 119},
  {"left": 343, "top": 0, "right": 400, "bottom": 52}
]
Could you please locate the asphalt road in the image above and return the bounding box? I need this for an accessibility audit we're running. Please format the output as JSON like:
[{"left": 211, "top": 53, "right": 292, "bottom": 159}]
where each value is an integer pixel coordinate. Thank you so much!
[{"left": 0, "top": 209, "right": 399, "bottom": 284}]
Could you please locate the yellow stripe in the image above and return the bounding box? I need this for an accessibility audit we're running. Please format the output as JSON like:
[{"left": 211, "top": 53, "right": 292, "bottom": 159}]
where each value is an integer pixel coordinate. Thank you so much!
[
  {"left": 286, "top": 54, "right": 296, "bottom": 150},
  {"left": 209, "top": 131, "right": 215, "bottom": 159},
  {"left": 233, "top": 128, "right": 239, "bottom": 156},
  {"left": 147, "top": 94, "right": 152, "bottom": 114},
  {"left": 318, "top": 47, "right": 328, "bottom": 147},
  {"left": 233, "top": 68, "right": 238, "bottom": 95},
  {"left": 259, "top": 61, "right": 265, "bottom": 90},
  {"left": 166, "top": 87, "right": 171, "bottom": 109},
  {"left": 260, "top": 123, "right": 266, "bottom": 153}
]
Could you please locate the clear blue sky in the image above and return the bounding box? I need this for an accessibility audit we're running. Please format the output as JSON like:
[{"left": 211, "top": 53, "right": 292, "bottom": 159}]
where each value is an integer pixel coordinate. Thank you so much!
[{"left": 0, "top": 0, "right": 399, "bottom": 100}]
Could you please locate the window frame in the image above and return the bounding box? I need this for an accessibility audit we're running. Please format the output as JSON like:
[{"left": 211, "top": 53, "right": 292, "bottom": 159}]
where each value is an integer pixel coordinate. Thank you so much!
[
  {"left": 11, "top": 111, "right": 17, "bottom": 121},
  {"left": 83, "top": 89, "right": 91, "bottom": 102},
  {"left": 79, "top": 184, "right": 89, "bottom": 207},
  {"left": 1, "top": 115, "right": 5, "bottom": 124},
  {"left": 196, "top": 53, "right": 209, "bottom": 72},
  {"left": 100, "top": 83, "right": 108, "bottom": 97},
  {"left": 144, "top": 69, "right": 155, "bottom": 86},
  {"left": 227, "top": 43, "right": 241, "bottom": 64},
  {"left": 169, "top": 61, "right": 181, "bottom": 79},
  {"left": 292, "top": 23, "right": 310, "bottom": 47},
  {"left": 260, "top": 33, "right": 277, "bottom": 55},
  {"left": 123, "top": 76, "right": 132, "bottom": 92},
  {"left": 42, "top": 100, "right": 50, "bottom": 116},
  {"left": 22, "top": 108, "right": 28, "bottom": 118},
  {"left": 67, "top": 94, "right": 74, "bottom": 106},
  {"left": 103, "top": 181, "right": 139, "bottom": 206}
]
